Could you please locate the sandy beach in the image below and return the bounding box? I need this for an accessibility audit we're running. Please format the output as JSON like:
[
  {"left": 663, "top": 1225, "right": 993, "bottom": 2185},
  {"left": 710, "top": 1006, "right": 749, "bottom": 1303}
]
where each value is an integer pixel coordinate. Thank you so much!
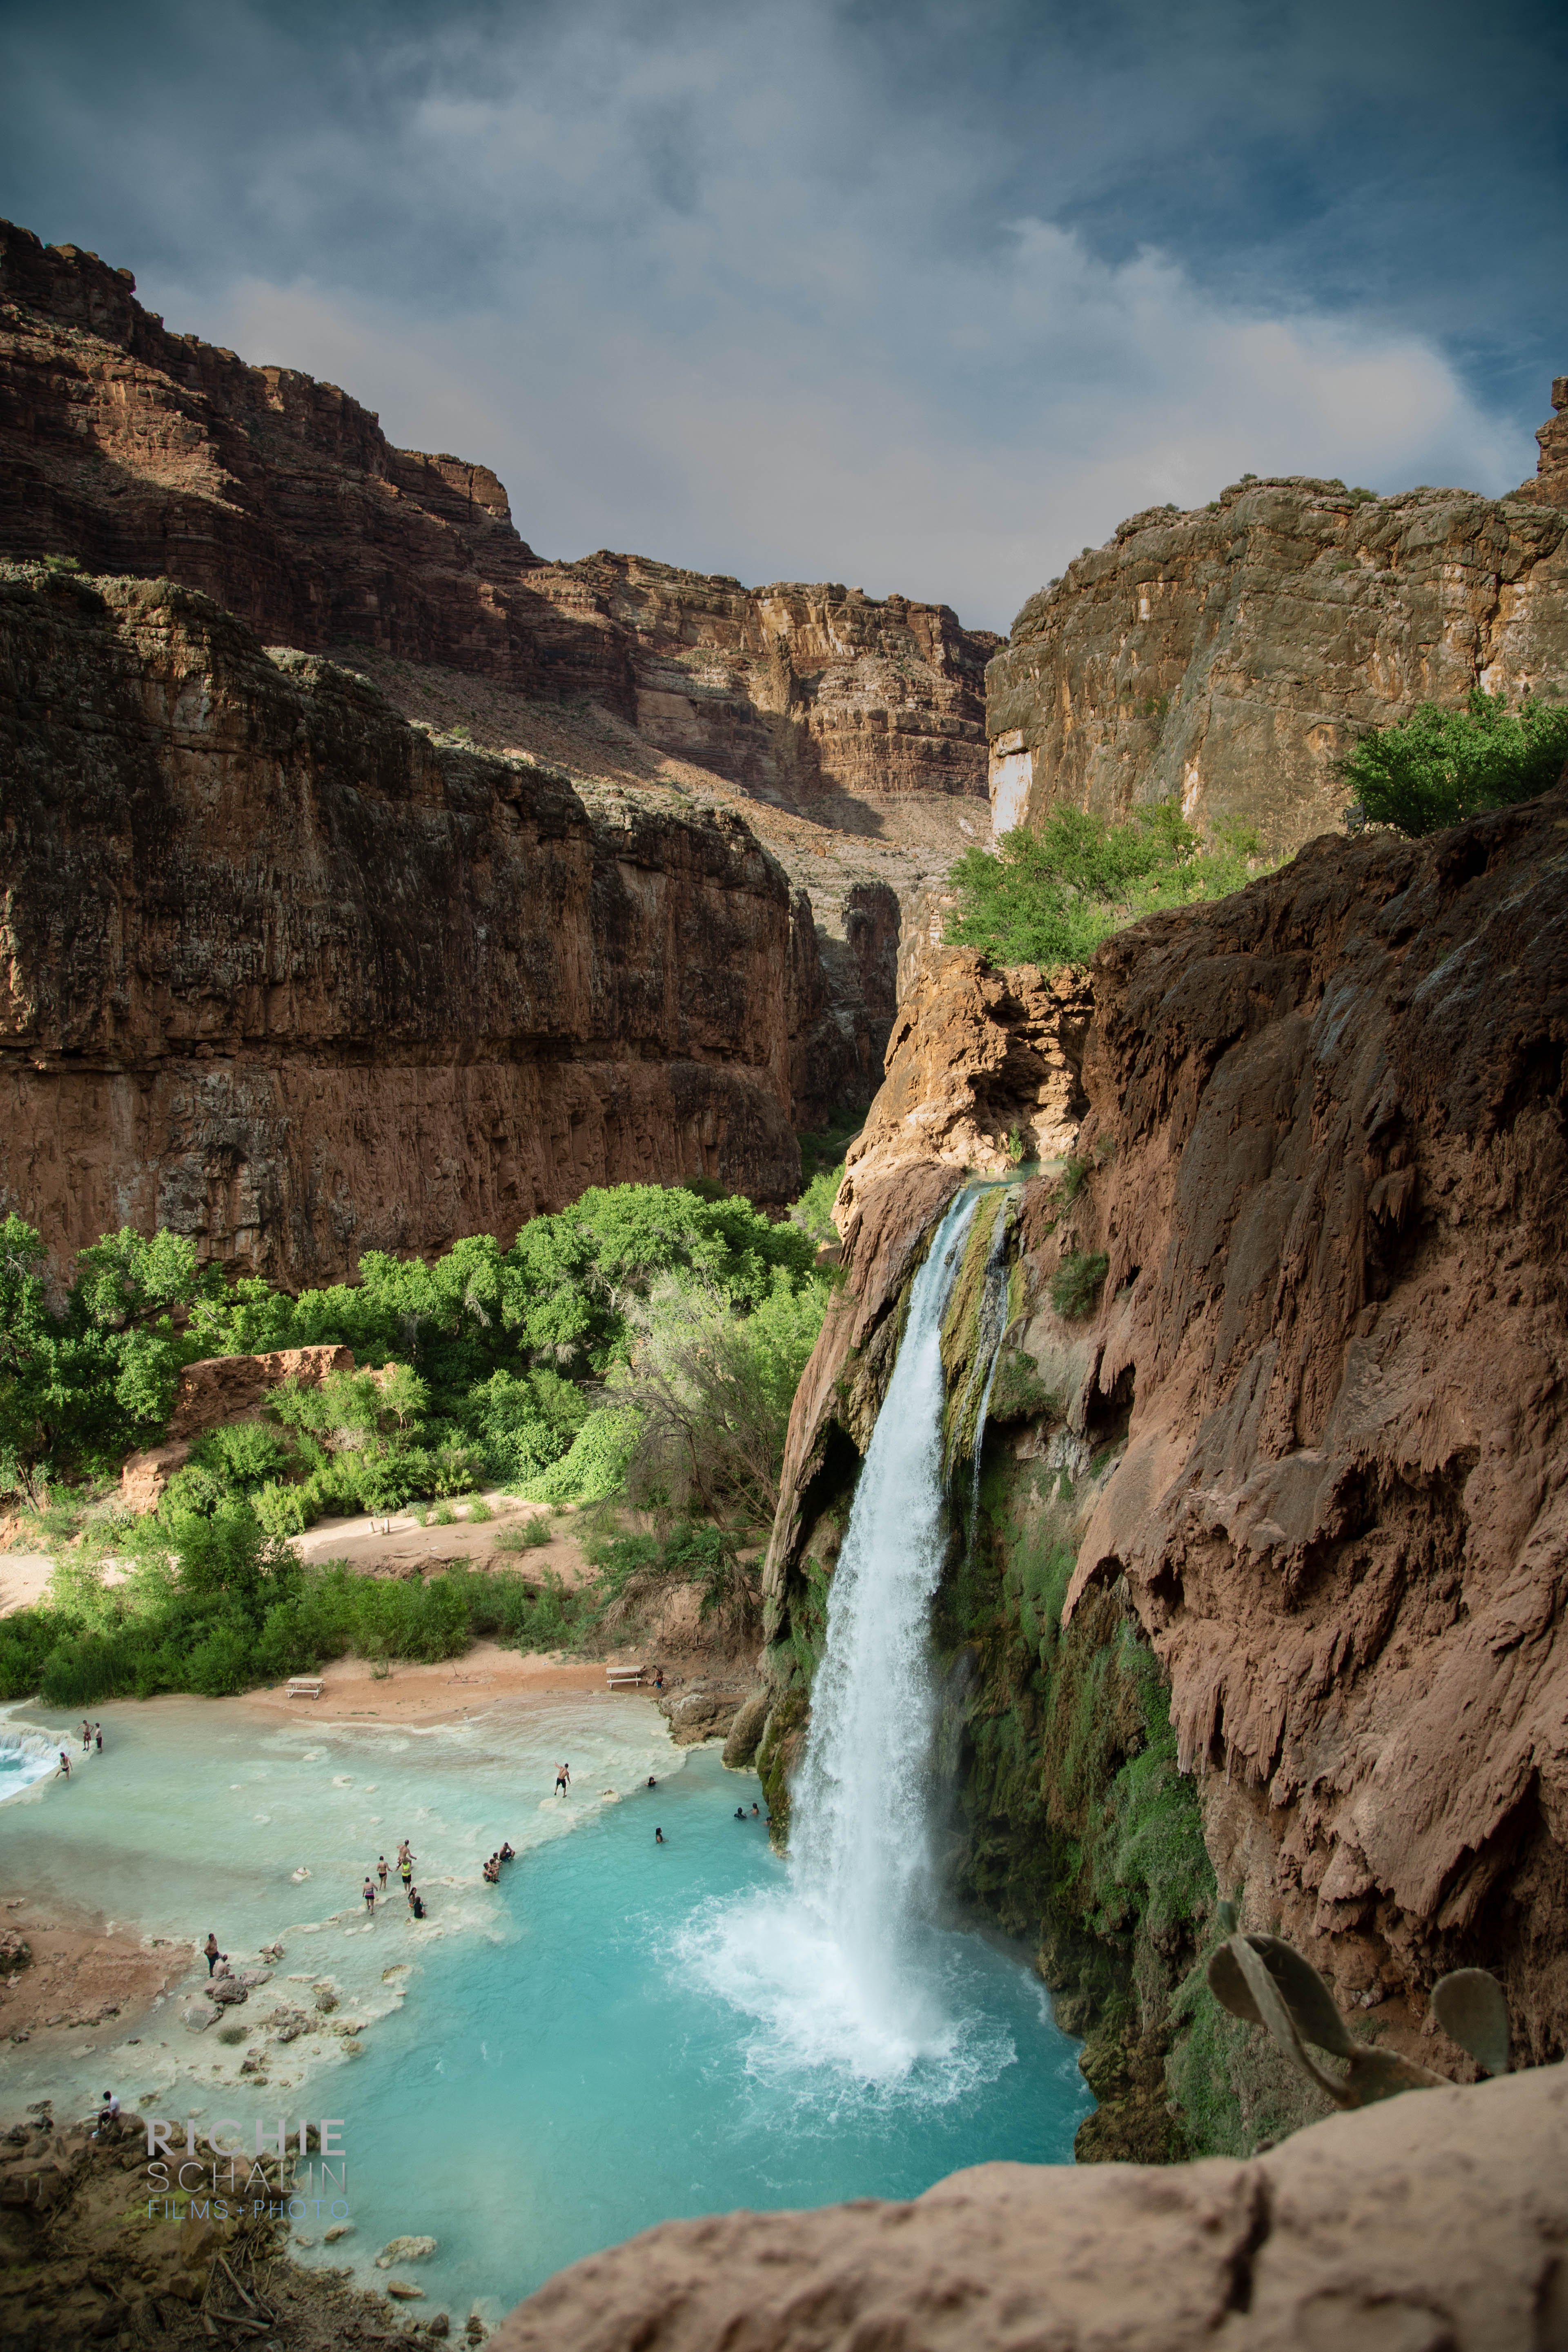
[{"left": 240, "top": 1639, "right": 657, "bottom": 1724}]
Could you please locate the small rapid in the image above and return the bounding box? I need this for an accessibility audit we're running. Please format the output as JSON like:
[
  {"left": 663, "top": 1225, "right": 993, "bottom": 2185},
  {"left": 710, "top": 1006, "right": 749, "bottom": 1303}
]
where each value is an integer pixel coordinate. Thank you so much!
[
  {"left": 686, "top": 1188, "right": 1024, "bottom": 2094},
  {"left": 0, "top": 1715, "right": 62, "bottom": 1800}
]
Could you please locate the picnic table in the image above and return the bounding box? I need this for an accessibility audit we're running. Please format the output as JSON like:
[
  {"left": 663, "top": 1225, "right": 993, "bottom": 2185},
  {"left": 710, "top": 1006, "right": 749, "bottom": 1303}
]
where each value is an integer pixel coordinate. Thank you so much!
[
  {"left": 286, "top": 1677, "right": 325, "bottom": 1700},
  {"left": 605, "top": 1664, "right": 647, "bottom": 1689}
]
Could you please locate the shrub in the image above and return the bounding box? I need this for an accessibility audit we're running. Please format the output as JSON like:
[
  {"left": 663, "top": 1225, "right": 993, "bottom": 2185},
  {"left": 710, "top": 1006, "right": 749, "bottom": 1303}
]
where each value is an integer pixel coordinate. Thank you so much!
[
  {"left": 1342, "top": 688, "right": 1568, "bottom": 836},
  {"left": 495, "top": 1516, "right": 553, "bottom": 1551},
  {"left": 946, "top": 803, "right": 1267, "bottom": 971},
  {"left": 1052, "top": 1251, "right": 1109, "bottom": 1320}
]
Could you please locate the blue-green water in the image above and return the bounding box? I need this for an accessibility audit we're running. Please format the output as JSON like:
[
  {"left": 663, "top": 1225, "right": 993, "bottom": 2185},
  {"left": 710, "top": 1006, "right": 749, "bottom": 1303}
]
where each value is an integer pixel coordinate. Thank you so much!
[
  {"left": 324, "top": 1748, "right": 1089, "bottom": 2318},
  {"left": 1, "top": 1691, "right": 1089, "bottom": 2322}
]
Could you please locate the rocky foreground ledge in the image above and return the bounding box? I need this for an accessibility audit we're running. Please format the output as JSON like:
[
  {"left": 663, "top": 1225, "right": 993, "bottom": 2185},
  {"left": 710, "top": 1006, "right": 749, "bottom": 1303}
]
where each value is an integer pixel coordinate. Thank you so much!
[{"left": 495, "top": 2064, "right": 1568, "bottom": 2352}]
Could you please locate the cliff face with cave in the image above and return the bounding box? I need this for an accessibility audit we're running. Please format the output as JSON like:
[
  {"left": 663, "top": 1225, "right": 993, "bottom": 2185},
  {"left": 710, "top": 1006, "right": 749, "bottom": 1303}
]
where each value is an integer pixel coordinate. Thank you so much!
[
  {"left": 0, "top": 218, "right": 996, "bottom": 831},
  {"left": 758, "top": 778, "right": 1568, "bottom": 2158},
  {"left": 0, "top": 564, "right": 812, "bottom": 1280},
  {"left": 987, "top": 379, "right": 1568, "bottom": 856}
]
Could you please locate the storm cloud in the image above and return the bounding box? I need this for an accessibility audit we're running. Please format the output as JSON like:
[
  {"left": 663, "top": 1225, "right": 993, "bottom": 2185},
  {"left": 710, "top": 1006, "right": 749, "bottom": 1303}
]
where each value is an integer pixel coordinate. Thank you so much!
[{"left": 2, "top": 0, "right": 1562, "bottom": 627}]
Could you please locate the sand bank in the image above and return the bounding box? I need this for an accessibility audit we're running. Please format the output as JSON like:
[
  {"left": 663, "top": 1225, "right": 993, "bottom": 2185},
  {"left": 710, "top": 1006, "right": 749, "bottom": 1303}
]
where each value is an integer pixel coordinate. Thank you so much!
[
  {"left": 240, "top": 1639, "right": 655, "bottom": 1725},
  {"left": 0, "top": 1896, "right": 189, "bottom": 2057}
]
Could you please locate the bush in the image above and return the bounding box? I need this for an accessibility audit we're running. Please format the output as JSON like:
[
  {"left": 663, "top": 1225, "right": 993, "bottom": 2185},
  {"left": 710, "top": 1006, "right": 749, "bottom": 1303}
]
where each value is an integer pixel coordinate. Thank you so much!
[
  {"left": 946, "top": 804, "right": 1266, "bottom": 971},
  {"left": 1052, "top": 1252, "right": 1109, "bottom": 1320},
  {"left": 1343, "top": 688, "right": 1568, "bottom": 836}
]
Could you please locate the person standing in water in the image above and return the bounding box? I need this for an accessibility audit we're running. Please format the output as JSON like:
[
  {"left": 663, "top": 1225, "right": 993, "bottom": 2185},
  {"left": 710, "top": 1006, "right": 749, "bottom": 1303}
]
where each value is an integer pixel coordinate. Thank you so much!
[
  {"left": 400, "top": 1853, "right": 412, "bottom": 1895},
  {"left": 377, "top": 1855, "right": 388, "bottom": 1891},
  {"left": 57, "top": 1749, "right": 71, "bottom": 1779},
  {"left": 94, "top": 1724, "right": 102, "bottom": 1752},
  {"left": 554, "top": 1763, "right": 570, "bottom": 1796},
  {"left": 362, "top": 1877, "right": 376, "bottom": 1914},
  {"left": 654, "top": 1826, "right": 664, "bottom": 1844}
]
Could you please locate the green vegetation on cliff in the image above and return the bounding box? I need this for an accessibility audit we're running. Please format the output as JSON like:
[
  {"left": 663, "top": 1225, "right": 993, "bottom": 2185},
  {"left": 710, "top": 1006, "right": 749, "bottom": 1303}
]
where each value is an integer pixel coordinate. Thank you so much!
[
  {"left": 1343, "top": 687, "right": 1568, "bottom": 836},
  {"left": 944, "top": 803, "right": 1265, "bottom": 971}
]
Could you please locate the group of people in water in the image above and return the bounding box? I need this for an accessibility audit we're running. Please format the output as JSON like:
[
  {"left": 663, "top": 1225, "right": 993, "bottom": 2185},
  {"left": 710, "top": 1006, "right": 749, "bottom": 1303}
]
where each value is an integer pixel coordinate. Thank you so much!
[
  {"left": 482, "top": 1842, "right": 516, "bottom": 1884},
  {"left": 362, "top": 1840, "right": 428, "bottom": 1919},
  {"left": 56, "top": 1719, "right": 105, "bottom": 1777}
]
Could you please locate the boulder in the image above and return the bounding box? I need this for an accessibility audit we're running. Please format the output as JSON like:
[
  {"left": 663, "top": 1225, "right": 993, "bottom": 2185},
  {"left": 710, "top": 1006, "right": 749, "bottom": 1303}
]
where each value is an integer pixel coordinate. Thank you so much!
[
  {"left": 378, "top": 2236, "right": 438, "bottom": 2266},
  {"left": 657, "top": 1680, "right": 749, "bottom": 1746},
  {"left": 720, "top": 1689, "right": 771, "bottom": 1770},
  {"left": 492, "top": 2062, "right": 1568, "bottom": 2352}
]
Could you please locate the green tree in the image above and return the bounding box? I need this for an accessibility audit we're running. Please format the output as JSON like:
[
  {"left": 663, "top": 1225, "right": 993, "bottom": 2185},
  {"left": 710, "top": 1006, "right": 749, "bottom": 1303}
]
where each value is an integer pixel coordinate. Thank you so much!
[{"left": 1342, "top": 688, "right": 1568, "bottom": 836}]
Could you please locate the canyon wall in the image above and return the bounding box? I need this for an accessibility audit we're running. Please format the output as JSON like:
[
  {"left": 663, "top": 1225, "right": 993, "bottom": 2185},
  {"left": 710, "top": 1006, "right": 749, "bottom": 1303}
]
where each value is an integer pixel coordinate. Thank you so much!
[
  {"left": 987, "top": 382, "right": 1568, "bottom": 856},
  {"left": 0, "top": 218, "right": 996, "bottom": 833},
  {"left": 760, "top": 777, "right": 1568, "bottom": 2157},
  {"left": 0, "top": 564, "right": 806, "bottom": 1280}
]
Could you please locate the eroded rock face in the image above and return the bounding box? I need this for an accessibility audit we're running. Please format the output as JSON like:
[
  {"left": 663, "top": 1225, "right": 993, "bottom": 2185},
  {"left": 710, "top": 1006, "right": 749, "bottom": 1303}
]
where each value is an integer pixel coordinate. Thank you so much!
[
  {"left": 767, "top": 779, "right": 1568, "bottom": 2112},
  {"left": 1062, "top": 780, "right": 1568, "bottom": 2065},
  {"left": 0, "top": 567, "right": 800, "bottom": 1279},
  {"left": 493, "top": 2062, "right": 1568, "bottom": 2352},
  {"left": 0, "top": 219, "right": 996, "bottom": 831},
  {"left": 987, "top": 389, "right": 1568, "bottom": 856}
]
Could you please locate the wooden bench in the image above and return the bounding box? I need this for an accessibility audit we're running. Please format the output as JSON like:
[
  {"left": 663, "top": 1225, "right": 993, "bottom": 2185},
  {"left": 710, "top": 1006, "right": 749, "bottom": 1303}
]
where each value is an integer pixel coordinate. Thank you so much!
[
  {"left": 605, "top": 1664, "right": 647, "bottom": 1689},
  {"left": 286, "top": 1677, "right": 325, "bottom": 1701}
]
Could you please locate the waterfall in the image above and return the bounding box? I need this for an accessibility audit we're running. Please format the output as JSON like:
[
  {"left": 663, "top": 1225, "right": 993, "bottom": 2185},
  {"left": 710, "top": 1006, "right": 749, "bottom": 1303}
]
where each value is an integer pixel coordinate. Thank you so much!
[
  {"left": 684, "top": 1187, "right": 1020, "bottom": 2094},
  {"left": 785, "top": 1187, "right": 979, "bottom": 2035}
]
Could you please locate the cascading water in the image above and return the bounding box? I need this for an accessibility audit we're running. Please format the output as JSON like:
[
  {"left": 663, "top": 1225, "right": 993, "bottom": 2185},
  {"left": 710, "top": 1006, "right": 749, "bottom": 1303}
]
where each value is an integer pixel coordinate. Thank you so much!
[{"left": 684, "top": 1187, "right": 1027, "bottom": 2095}]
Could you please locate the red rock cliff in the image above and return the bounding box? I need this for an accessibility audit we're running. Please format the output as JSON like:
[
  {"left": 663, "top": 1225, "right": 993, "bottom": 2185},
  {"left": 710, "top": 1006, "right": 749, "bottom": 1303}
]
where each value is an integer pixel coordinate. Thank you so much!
[
  {"left": 0, "top": 564, "right": 802, "bottom": 1279},
  {"left": 0, "top": 219, "right": 996, "bottom": 833},
  {"left": 987, "top": 392, "right": 1568, "bottom": 855},
  {"left": 768, "top": 778, "right": 1568, "bottom": 2085}
]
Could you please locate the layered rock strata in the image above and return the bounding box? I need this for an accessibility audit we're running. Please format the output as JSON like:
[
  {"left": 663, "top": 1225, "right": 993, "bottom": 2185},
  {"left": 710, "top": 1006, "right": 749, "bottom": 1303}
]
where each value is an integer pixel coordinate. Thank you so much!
[
  {"left": 494, "top": 2062, "right": 1568, "bottom": 2352},
  {"left": 987, "top": 382, "right": 1568, "bottom": 855},
  {"left": 0, "top": 564, "right": 804, "bottom": 1280},
  {"left": 0, "top": 219, "right": 996, "bottom": 831},
  {"left": 761, "top": 777, "right": 1568, "bottom": 2150}
]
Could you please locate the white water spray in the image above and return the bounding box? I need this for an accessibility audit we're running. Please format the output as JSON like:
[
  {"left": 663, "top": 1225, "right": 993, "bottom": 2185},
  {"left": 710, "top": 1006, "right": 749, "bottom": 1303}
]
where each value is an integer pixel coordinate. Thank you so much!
[{"left": 683, "top": 1188, "right": 1016, "bottom": 2090}]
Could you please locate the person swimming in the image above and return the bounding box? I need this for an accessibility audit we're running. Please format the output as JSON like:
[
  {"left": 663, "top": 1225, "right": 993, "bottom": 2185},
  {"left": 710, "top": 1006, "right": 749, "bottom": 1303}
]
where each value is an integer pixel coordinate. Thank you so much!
[
  {"left": 734, "top": 1807, "right": 746, "bottom": 1820},
  {"left": 655, "top": 1826, "right": 664, "bottom": 1844},
  {"left": 750, "top": 1803, "right": 760, "bottom": 1817}
]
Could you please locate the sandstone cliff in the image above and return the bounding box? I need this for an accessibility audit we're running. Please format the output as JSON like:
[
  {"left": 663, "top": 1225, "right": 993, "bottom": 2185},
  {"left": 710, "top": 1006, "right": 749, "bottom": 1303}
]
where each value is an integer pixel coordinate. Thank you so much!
[
  {"left": 987, "top": 381, "right": 1568, "bottom": 855},
  {"left": 0, "top": 214, "right": 1003, "bottom": 1127},
  {"left": 0, "top": 564, "right": 804, "bottom": 1279},
  {"left": 761, "top": 777, "right": 1568, "bottom": 2154},
  {"left": 0, "top": 218, "right": 996, "bottom": 835}
]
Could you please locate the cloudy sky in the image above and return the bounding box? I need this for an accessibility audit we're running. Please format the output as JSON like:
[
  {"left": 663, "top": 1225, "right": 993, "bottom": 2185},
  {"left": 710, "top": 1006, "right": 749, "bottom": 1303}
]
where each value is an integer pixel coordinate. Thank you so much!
[{"left": 2, "top": 0, "right": 1563, "bottom": 629}]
